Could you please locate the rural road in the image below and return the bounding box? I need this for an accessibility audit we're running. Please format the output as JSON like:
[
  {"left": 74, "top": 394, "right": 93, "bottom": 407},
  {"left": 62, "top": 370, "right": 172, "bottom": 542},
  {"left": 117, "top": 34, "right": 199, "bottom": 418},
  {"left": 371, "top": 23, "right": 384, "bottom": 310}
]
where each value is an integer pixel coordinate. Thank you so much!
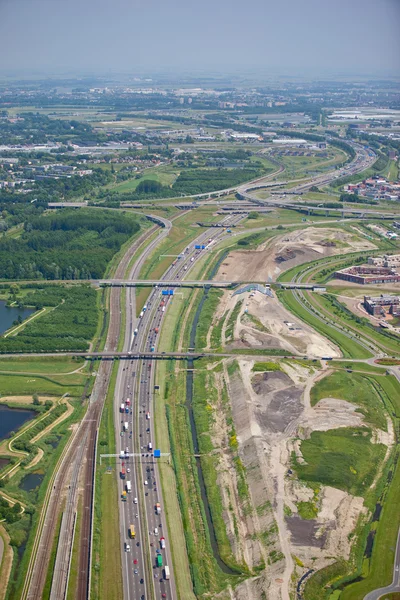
[{"left": 364, "top": 529, "right": 400, "bottom": 599}]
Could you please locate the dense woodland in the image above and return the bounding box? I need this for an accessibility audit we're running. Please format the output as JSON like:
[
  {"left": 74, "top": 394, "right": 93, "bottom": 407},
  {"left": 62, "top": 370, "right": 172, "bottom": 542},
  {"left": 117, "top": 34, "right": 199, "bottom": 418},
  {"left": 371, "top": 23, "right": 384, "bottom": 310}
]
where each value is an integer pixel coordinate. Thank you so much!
[
  {"left": 0, "top": 285, "right": 98, "bottom": 352},
  {"left": 0, "top": 209, "right": 141, "bottom": 280}
]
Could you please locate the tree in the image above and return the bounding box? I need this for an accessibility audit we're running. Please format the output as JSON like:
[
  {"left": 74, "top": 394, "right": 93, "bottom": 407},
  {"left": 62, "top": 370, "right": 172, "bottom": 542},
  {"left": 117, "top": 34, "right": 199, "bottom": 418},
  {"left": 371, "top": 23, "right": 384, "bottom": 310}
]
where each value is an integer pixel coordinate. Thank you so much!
[
  {"left": 32, "top": 393, "right": 40, "bottom": 406},
  {"left": 248, "top": 211, "right": 259, "bottom": 220}
]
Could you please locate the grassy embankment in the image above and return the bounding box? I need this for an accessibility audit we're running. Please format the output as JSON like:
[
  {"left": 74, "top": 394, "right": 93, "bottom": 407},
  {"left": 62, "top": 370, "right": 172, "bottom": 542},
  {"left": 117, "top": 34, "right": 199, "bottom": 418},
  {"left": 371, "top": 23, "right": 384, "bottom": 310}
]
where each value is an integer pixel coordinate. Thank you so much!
[
  {"left": 305, "top": 292, "right": 400, "bottom": 356},
  {"left": 302, "top": 372, "right": 400, "bottom": 600},
  {"left": 90, "top": 360, "right": 122, "bottom": 600}
]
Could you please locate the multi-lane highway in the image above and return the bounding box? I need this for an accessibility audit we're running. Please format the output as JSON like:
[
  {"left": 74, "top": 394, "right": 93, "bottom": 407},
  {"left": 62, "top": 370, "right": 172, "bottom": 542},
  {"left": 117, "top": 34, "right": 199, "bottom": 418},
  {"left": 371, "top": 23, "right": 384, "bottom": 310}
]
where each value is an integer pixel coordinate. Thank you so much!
[{"left": 114, "top": 214, "right": 243, "bottom": 600}]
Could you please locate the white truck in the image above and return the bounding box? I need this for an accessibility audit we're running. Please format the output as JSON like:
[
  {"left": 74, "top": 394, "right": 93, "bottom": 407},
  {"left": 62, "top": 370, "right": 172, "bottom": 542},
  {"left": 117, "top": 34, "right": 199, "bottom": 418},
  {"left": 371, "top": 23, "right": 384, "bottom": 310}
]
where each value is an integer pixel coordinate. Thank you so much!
[
  {"left": 126, "top": 481, "right": 132, "bottom": 493},
  {"left": 120, "top": 403, "right": 125, "bottom": 413},
  {"left": 164, "top": 565, "right": 170, "bottom": 580},
  {"left": 123, "top": 422, "right": 129, "bottom": 432},
  {"left": 148, "top": 442, "right": 153, "bottom": 451}
]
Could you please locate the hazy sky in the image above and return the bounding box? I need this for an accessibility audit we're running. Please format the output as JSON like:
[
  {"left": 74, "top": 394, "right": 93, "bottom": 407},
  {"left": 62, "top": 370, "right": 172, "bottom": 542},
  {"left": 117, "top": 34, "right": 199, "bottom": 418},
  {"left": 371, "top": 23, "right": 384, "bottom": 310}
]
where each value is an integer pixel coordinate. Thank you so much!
[{"left": 0, "top": 0, "right": 399, "bottom": 76}]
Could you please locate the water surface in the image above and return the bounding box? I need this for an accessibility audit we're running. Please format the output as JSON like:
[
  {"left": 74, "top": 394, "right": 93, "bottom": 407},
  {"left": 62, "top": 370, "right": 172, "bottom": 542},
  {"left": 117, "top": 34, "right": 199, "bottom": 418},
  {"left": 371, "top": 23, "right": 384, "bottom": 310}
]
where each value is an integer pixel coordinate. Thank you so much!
[
  {"left": 0, "top": 300, "right": 34, "bottom": 335},
  {"left": 0, "top": 405, "right": 36, "bottom": 441}
]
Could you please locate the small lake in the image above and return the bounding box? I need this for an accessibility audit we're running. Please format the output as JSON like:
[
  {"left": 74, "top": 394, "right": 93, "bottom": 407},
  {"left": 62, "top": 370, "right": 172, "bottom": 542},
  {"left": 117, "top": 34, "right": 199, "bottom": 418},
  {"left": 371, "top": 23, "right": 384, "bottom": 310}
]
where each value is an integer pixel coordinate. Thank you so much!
[
  {"left": 20, "top": 472, "right": 44, "bottom": 493},
  {"left": 0, "top": 300, "right": 34, "bottom": 335},
  {"left": 0, "top": 405, "right": 36, "bottom": 441}
]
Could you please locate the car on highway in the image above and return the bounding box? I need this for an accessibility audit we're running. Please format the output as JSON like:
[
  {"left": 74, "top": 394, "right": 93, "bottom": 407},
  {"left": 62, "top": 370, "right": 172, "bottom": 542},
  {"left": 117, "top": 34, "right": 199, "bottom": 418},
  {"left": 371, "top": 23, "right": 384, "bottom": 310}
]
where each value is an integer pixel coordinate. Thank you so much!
[
  {"left": 144, "top": 480, "right": 148, "bottom": 485},
  {"left": 125, "top": 543, "right": 130, "bottom": 552}
]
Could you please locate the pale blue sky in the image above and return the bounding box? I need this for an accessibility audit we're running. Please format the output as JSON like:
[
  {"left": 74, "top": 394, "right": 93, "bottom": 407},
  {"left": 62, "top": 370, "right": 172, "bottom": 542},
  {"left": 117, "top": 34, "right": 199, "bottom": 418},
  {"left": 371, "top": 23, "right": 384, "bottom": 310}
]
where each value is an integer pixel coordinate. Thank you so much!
[{"left": 0, "top": 0, "right": 399, "bottom": 76}]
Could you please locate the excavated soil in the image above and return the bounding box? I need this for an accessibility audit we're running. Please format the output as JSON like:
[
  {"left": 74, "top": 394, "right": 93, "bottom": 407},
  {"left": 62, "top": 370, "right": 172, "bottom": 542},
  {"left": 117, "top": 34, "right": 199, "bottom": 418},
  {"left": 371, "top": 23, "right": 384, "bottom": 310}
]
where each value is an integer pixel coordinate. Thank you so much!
[
  {"left": 226, "top": 359, "right": 387, "bottom": 600},
  {"left": 220, "top": 288, "right": 339, "bottom": 357},
  {"left": 216, "top": 227, "right": 376, "bottom": 282}
]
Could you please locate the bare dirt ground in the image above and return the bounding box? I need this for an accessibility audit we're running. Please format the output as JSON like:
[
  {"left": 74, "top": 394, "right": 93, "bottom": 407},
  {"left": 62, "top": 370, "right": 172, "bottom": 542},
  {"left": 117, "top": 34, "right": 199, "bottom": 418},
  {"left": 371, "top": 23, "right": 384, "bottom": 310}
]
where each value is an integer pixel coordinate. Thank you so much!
[
  {"left": 225, "top": 359, "right": 390, "bottom": 600},
  {"left": 214, "top": 288, "right": 339, "bottom": 357},
  {"left": 216, "top": 227, "right": 376, "bottom": 282}
]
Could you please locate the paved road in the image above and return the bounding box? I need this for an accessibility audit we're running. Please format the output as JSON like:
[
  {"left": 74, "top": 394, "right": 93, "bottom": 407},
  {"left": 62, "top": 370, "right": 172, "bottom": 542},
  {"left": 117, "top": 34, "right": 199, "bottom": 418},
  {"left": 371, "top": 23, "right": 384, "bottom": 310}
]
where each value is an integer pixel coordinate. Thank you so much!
[
  {"left": 114, "top": 212, "right": 243, "bottom": 600},
  {"left": 364, "top": 529, "right": 400, "bottom": 599}
]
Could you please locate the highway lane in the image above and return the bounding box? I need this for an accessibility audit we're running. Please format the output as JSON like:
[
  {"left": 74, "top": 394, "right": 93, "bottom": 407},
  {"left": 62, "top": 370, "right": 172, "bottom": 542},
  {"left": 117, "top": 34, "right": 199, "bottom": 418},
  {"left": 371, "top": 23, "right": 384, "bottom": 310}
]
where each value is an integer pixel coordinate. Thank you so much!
[{"left": 115, "top": 214, "right": 243, "bottom": 600}]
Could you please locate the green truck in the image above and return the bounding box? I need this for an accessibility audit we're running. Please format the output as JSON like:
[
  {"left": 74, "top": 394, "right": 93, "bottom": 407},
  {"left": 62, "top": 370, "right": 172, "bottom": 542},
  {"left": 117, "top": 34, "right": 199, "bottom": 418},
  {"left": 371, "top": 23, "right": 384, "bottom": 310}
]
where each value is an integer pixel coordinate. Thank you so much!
[{"left": 156, "top": 554, "right": 163, "bottom": 568}]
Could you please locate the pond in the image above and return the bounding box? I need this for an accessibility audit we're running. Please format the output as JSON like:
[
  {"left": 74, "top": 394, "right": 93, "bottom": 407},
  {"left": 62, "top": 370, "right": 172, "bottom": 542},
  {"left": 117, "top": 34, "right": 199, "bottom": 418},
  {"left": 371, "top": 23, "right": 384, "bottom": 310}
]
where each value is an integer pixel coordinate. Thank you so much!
[
  {"left": 0, "top": 405, "right": 36, "bottom": 441},
  {"left": 0, "top": 299, "right": 34, "bottom": 335},
  {"left": 19, "top": 472, "right": 44, "bottom": 493}
]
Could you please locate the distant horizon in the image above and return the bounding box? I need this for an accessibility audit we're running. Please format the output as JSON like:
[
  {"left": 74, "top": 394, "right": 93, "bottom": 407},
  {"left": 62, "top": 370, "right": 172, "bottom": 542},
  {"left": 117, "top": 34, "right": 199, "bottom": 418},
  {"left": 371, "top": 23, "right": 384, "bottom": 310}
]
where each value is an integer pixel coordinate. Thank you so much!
[
  {"left": 0, "top": 0, "right": 399, "bottom": 78},
  {"left": 0, "top": 65, "right": 399, "bottom": 85}
]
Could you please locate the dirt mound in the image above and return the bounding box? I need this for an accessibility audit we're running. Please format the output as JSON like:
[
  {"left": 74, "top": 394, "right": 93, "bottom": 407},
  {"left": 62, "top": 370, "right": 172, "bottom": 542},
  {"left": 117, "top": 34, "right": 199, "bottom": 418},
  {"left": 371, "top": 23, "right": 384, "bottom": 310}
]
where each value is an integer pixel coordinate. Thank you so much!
[
  {"left": 286, "top": 515, "right": 329, "bottom": 548},
  {"left": 252, "top": 371, "right": 292, "bottom": 395},
  {"left": 255, "top": 384, "right": 304, "bottom": 434},
  {"left": 216, "top": 227, "right": 376, "bottom": 282}
]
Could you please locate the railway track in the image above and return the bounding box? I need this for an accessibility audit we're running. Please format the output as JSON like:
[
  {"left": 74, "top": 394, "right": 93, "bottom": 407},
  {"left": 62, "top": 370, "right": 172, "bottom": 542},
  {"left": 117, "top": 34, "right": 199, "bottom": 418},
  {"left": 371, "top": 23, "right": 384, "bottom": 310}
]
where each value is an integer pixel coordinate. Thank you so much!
[{"left": 22, "top": 221, "right": 169, "bottom": 600}]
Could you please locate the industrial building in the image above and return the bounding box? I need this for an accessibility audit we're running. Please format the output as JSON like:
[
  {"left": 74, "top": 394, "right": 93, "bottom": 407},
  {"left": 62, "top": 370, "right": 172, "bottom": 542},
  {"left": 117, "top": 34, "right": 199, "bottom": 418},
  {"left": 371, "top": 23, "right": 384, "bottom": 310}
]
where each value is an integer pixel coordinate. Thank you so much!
[
  {"left": 364, "top": 295, "right": 400, "bottom": 316},
  {"left": 335, "top": 265, "right": 400, "bottom": 285}
]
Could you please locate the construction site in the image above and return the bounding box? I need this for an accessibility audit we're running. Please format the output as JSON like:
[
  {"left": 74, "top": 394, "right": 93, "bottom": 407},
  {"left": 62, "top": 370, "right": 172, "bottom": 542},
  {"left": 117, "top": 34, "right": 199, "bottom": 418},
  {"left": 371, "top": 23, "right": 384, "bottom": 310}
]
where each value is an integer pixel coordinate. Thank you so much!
[{"left": 216, "top": 227, "right": 376, "bottom": 282}]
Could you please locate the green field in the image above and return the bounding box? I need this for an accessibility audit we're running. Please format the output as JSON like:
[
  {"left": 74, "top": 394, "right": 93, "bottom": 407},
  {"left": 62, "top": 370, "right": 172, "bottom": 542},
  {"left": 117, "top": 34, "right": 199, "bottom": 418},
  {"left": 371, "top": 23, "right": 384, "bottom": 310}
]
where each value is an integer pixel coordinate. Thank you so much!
[
  {"left": 0, "top": 356, "right": 85, "bottom": 374},
  {"left": 295, "top": 428, "right": 386, "bottom": 497},
  {"left": 111, "top": 166, "right": 178, "bottom": 193},
  {"left": 0, "top": 371, "right": 86, "bottom": 398}
]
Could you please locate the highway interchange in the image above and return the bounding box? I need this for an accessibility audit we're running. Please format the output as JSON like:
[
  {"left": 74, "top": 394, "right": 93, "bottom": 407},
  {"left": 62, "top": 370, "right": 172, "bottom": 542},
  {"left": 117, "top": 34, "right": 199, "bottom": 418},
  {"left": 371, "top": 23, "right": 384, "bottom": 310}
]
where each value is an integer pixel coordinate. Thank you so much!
[{"left": 13, "top": 135, "right": 400, "bottom": 600}]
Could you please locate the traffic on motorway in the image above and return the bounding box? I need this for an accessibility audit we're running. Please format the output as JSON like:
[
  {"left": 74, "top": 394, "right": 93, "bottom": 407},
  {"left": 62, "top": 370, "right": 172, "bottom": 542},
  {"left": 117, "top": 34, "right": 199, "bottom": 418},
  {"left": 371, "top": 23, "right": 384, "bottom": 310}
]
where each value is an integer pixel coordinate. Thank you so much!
[{"left": 114, "top": 214, "right": 243, "bottom": 600}]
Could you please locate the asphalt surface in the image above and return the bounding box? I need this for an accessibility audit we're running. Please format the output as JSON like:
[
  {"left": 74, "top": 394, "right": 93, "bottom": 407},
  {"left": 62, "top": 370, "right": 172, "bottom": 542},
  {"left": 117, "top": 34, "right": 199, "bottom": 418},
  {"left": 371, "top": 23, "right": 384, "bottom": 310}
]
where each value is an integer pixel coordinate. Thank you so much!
[
  {"left": 364, "top": 528, "right": 400, "bottom": 599},
  {"left": 114, "top": 214, "right": 243, "bottom": 600}
]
